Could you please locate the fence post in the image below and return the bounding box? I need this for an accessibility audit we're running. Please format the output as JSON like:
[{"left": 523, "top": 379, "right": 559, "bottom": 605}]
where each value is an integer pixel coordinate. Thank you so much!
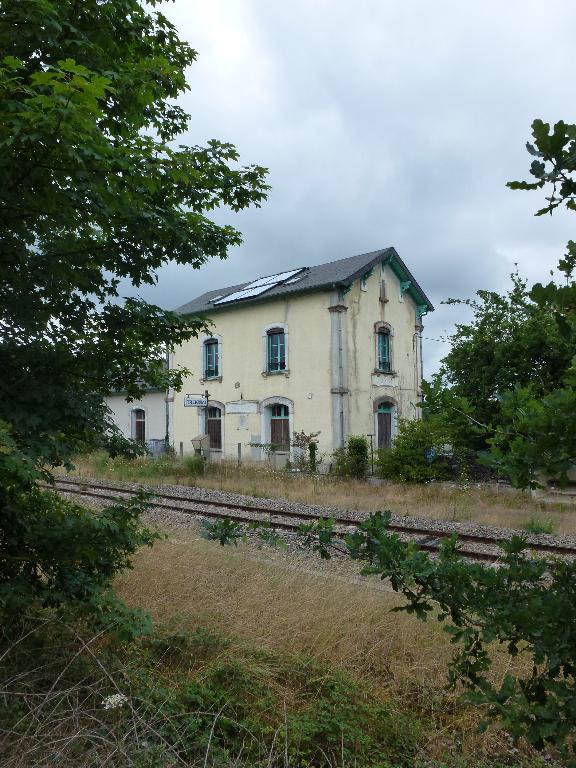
[
  {"left": 179, "top": 441, "right": 183, "bottom": 458},
  {"left": 237, "top": 442, "right": 241, "bottom": 467}
]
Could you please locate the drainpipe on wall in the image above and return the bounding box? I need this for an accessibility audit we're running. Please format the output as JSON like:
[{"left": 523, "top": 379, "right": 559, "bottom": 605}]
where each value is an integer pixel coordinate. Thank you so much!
[
  {"left": 165, "top": 345, "right": 173, "bottom": 448},
  {"left": 337, "top": 311, "right": 345, "bottom": 446},
  {"left": 329, "top": 297, "right": 349, "bottom": 450},
  {"left": 414, "top": 311, "right": 428, "bottom": 413}
]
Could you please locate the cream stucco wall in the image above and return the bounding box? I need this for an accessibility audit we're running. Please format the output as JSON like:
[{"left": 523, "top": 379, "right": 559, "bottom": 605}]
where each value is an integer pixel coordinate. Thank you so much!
[
  {"left": 172, "top": 291, "right": 335, "bottom": 461},
  {"left": 172, "top": 258, "right": 425, "bottom": 464},
  {"left": 105, "top": 391, "right": 167, "bottom": 443},
  {"left": 345, "top": 263, "right": 422, "bottom": 446}
]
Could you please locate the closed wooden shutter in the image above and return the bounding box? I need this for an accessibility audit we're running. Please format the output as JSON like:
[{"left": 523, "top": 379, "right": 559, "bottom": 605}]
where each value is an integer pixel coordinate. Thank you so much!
[
  {"left": 377, "top": 411, "right": 392, "bottom": 449},
  {"left": 271, "top": 418, "right": 290, "bottom": 450},
  {"left": 270, "top": 404, "right": 290, "bottom": 450},
  {"left": 206, "top": 407, "right": 222, "bottom": 449}
]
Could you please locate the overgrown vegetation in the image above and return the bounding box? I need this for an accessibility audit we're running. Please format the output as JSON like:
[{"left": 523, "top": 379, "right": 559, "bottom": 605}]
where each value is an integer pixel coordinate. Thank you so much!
[
  {"left": 2, "top": 1, "right": 576, "bottom": 763},
  {"left": 332, "top": 435, "right": 370, "bottom": 478},
  {"left": 210, "top": 511, "right": 576, "bottom": 760},
  {"left": 290, "top": 429, "right": 322, "bottom": 472},
  {"left": 0, "top": 2, "right": 268, "bottom": 763},
  {"left": 122, "top": 528, "right": 557, "bottom": 767},
  {"left": 521, "top": 517, "right": 556, "bottom": 535},
  {"left": 377, "top": 415, "right": 458, "bottom": 483},
  {"left": 1, "top": 617, "right": 426, "bottom": 768}
]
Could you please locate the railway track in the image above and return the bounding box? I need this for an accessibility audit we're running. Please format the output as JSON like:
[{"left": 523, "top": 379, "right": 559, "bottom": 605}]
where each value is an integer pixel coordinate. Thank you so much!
[{"left": 50, "top": 477, "right": 576, "bottom": 564}]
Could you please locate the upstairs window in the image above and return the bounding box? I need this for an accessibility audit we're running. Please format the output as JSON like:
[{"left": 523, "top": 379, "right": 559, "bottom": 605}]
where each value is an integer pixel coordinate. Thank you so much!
[
  {"left": 204, "top": 338, "right": 219, "bottom": 379},
  {"left": 377, "top": 330, "right": 391, "bottom": 372},
  {"left": 267, "top": 329, "right": 286, "bottom": 372}
]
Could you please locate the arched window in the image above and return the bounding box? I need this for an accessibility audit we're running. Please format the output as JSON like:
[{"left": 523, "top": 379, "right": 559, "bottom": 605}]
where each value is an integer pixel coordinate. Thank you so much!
[
  {"left": 203, "top": 338, "right": 219, "bottom": 379},
  {"left": 267, "top": 328, "right": 286, "bottom": 372},
  {"left": 270, "top": 403, "right": 290, "bottom": 449},
  {"left": 377, "top": 329, "right": 391, "bottom": 372},
  {"left": 206, "top": 406, "right": 222, "bottom": 450},
  {"left": 132, "top": 408, "right": 145, "bottom": 442}
]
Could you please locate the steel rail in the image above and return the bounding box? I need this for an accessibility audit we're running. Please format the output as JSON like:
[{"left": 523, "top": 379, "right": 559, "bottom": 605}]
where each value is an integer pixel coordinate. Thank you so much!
[{"left": 48, "top": 477, "right": 576, "bottom": 563}]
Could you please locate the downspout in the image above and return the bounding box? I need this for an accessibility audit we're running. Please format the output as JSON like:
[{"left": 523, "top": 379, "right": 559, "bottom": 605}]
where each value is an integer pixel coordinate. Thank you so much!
[
  {"left": 415, "top": 310, "right": 428, "bottom": 411},
  {"left": 337, "top": 311, "right": 345, "bottom": 446},
  {"left": 165, "top": 345, "right": 172, "bottom": 448}
]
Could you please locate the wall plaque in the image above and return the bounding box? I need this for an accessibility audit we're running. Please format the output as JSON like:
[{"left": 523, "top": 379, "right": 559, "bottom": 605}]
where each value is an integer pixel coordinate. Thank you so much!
[{"left": 226, "top": 400, "right": 258, "bottom": 414}]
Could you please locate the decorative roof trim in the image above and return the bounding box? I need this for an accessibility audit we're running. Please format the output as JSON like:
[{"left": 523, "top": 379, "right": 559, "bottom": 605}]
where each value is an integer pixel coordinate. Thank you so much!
[{"left": 337, "top": 248, "right": 434, "bottom": 313}]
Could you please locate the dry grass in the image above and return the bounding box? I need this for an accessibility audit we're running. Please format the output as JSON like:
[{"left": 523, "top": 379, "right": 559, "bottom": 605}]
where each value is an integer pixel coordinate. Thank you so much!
[
  {"left": 69, "top": 452, "right": 576, "bottom": 535},
  {"left": 115, "top": 523, "right": 540, "bottom": 765}
]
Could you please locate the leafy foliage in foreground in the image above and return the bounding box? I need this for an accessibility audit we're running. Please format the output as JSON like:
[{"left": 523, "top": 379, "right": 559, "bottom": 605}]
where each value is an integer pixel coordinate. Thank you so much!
[
  {"left": 0, "top": 0, "right": 268, "bottom": 467},
  {"left": 207, "top": 512, "right": 576, "bottom": 758},
  {"left": 1, "top": 483, "right": 158, "bottom": 636},
  {"left": 0, "top": 0, "right": 267, "bottom": 626}
]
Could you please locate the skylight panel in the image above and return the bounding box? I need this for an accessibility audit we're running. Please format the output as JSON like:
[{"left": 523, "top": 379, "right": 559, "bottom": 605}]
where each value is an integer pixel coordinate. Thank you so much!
[
  {"left": 213, "top": 285, "right": 271, "bottom": 305},
  {"left": 245, "top": 269, "right": 303, "bottom": 289},
  {"left": 212, "top": 268, "right": 308, "bottom": 306}
]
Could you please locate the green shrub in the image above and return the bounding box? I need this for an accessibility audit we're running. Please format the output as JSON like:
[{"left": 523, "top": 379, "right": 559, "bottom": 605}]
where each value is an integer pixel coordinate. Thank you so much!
[
  {"left": 376, "top": 416, "right": 457, "bottom": 483},
  {"left": 521, "top": 517, "right": 556, "bottom": 535},
  {"left": 332, "top": 435, "right": 369, "bottom": 479},
  {"left": 184, "top": 452, "right": 205, "bottom": 476}
]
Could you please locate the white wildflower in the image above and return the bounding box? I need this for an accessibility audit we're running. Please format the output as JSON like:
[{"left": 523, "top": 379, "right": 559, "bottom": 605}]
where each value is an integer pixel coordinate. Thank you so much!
[{"left": 102, "top": 693, "right": 128, "bottom": 710}]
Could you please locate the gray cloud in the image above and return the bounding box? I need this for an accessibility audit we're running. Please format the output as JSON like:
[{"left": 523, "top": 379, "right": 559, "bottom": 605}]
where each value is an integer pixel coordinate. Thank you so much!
[{"left": 125, "top": 0, "right": 576, "bottom": 376}]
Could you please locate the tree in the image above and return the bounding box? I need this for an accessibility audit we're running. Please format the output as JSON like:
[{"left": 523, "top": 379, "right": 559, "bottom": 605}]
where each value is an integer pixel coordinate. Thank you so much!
[
  {"left": 439, "top": 271, "right": 573, "bottom": 435},
  {"left": 485, "top": 120, "right": 576, "bottom": 486},
  {"left": 0, "top": 0, "right": 268, "bottom": 624},
  {"left": 424, "top": 121, "right": 576, "bottom": 486}
]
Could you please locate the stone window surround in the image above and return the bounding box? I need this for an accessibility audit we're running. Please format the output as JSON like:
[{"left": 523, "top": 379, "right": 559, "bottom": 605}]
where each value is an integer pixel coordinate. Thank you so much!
[
  {"left": 199, "top": 333, "right": 223, "bottom": 383},
  {"left": 261, "top": 322, "right": 290, "bottom": 377},
  {"left": 130, "top": 406, "right": 146, "bottom": 441},
  {"left": 373, "top": 321, "right": 395, "bottom": 375}
]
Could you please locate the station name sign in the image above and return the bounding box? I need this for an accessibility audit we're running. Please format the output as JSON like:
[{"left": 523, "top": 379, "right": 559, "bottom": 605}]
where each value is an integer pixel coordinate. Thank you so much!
[{"left": 184, "top": 394, "right": 208, "bottom": 407}]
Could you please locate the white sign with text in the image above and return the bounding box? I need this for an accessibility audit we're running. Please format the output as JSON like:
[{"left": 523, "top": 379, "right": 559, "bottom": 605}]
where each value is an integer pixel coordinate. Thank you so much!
[{"left": 184, "top": 394, "right": 208, "bottom": 407}]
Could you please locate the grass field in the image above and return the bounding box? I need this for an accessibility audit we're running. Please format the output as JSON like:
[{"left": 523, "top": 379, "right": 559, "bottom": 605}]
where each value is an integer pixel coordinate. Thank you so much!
[
  {"left": 68, "top": 451, "right": 576, "bottom": 535},
  {"left": 113, "top": 522, "right": 549, "bottom": 767},
  {"left": 39, "top": 452, "right": 566, "bottom": 765}
]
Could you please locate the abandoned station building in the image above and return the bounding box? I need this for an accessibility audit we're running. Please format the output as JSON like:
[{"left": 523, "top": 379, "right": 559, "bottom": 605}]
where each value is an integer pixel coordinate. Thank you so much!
[{"left": 161, "top": 247, "right": 433, "bottom": 462}]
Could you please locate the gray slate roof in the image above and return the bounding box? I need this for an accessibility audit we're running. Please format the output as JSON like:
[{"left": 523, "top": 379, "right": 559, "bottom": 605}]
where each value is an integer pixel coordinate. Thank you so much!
[{"left": 174, "top": 246, "right": 434, "bottom": 315}]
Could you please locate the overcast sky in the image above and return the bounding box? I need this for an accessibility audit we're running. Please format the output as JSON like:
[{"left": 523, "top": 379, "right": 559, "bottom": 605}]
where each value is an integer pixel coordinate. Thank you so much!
[{"left": 129, "top": 0, "right": 575, "bottom": 375}]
